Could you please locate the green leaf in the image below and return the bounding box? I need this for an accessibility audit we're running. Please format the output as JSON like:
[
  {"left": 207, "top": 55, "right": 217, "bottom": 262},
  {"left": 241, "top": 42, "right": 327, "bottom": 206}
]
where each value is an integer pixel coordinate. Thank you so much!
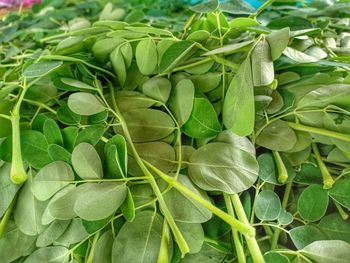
[
  {"left": 160, "top": 41, "right": 196, "bottom": 73},
  {"left": 82, "top": 216, "right": 112, "bottom": 234},
  {"left": 188, "top": 142, "right": 259, "bottom": 194},
  {"left": 36, "top": 220, "right": 70, "bottom": 247},
  {"left": 47, "top": 185, "right": 77, "bottom": 221},
  {"left": 121, "top": 188, "right": 135, "bottom": 222},
  {"left": 203, "top": 40, "right": 253, "bottom": 56},
  {"left": 180, "top": 242, "right": 226, "bottom": 263},
  {"left": 223, "top": 58, "right": 254, "bottom": 136},
  {"left": 264, "top": 252, "right": 290, "bottom": 263},
  {"left": 57, "top": 103, "right": 81, "bottom": 125},
  {"left": 74, "top": 182, "right": 127, "bottom": 221},
  {"left": 142, "top": 77, "right": 172, "bottom": 103},
  {"left": 251, "top": 38, "right": 274, "bottom": 86},
  {"left": 290, "top": 225, "right": 328, "bottom": 249},
  {"left": 256, "top": 120, "right": 297, "bottom": 151},
  {"left": 117, "top": 108, "right": 175, "bottom": 142},
  {"left": 32, "top": 161, "right": 74, "bottom": 201},
  {"left": 55, "top": 218, "right": 88, "bottom": 245},
  {"left": 301, "top": 240, "right": 350, "bottom": 263},
  {"left": 112, "top": 210, "right": 163, "bottom": 263},
  {"left": 23, "top": 61, "right": 63, "bottom": 78},
  {"left": 298, "top": 84, "right": 350, "bottom": 108},
  {"left": 230, "top": 17, "right": 259, "bottom": 28},
  {"left": 283, "top": 47, "right": 318, "bottom": 63},
  {"left": 60, "top": 78, "right": 95, "bottom": 91},
  {"left": 21, "top": 130, "right": 52, "bottom": 169},
  {"left": 298, "top": 185, "right": 329, "bottom": 222},
  {"left": 14, "top": 178, "right": 47, "bottom": 235},
  {"left": 266, "top": 28, "right": 290, "bottom": 61},
  {"left": 278, "top": 209, "right": 293, "bottom": 225},
  {"left": 92, "top": 37, "right": 124, "bottom": 63},
  {"left": 183, "top": 97, "right": 221, "bottom": 139},
  {"left": 72, "top": 143, "right": 103, "bottom": 179},
  {"left": 23, "top": 246, "right": 69, "bottom": 263},
  {"left": 0, "top": 228, "right": 36, "bottom": 262},
  {"left": 329, "top": 179, "right": 350, "bottom": 209},
  {"left": 111, "top": 47, "right": 127, "bottom": 86},
  {"left": 168, "top": 79, "right": 195, "bottom": 126},
  {"left": 255, "top": 190, "right": 282, "bottom": 221},
  {"left": 189, "top": 72, "right": 221, "bottom": 93},
  {"left": 190, "top": 0, "right": 218, "bottom": 13},
  {"left": 0, "top": 163, "right": 20, "bottom": 217},
  {"left": 68, "top": 92, "right": 105, "bottom": 116},
  {"left": 43, "top": 119, "right": 63, "bottom": 146},
  {"left": 163, "top": 174, "right": 212, "bottom": 223},
  {"left": 319, "top": 214, "right": 350, "bottom": 243},
  {"left": 94, "top": 230, "right": 114, "bottom": 263},
  {"left": 177, "top": 222, "right": 204, "bottom": 254},
  {"left": 135, "top": 39, "right": 158, "bottom": 75},
  {"left": 75, "top": 124, "right": 105, "bottom": 146}
]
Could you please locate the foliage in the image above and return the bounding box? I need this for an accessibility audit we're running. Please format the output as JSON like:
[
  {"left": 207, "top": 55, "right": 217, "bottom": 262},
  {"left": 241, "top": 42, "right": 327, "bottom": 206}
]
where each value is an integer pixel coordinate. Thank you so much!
[{"left": 1, "top": 0, "right": 350, "bottom": 262}]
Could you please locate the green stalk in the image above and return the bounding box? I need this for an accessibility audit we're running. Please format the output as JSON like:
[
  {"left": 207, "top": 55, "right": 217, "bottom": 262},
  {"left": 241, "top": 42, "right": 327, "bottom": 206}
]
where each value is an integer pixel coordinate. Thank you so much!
[
  {"left": 312, "top": 143, "right": 334, "bottom": 189},
  {"left": 224, "top": 194, "right": 246, "bottom": 263},
  {"left": 145, "top": 161, "right": 255, "bottom": 237},
  {"left": 105, "top": 85, "right": 190, "bottom": 256},
  {"left": 271, "top": 182, "right": 292, "bottom": 249},
  {"left": 10, "top": 83, "right": 29, "bottom": 184},
  {"left": 272, "top": 151, "right": 288, "bottom": 184},
  {"left": 231, "top": 194, "right": 265, "bottom": 263},
  {"left": 333, "top": 201, "right": 349, "bottom": 220},
  {"left": 287, "top": 122, "right": 350, "bottom": 142},
  {"left": 86, "top": 231, "right": 100, "bottom": 263},
  {"left": 249, "top": 0, "right": 275, "bottom": 19},
  {"left": 157, "top": 220, "right": 171, "bottom": 263},
  {"left": 0, "top": 195, "right": 17, "bottom": 237}
]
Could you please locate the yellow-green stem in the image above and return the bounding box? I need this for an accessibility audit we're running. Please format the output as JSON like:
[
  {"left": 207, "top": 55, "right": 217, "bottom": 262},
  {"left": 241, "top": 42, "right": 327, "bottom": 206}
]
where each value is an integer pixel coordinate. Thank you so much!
[
  {"left": 271, "top": 182, "right": 292, "bottom": 249},
  {"left": 224, "top": 194, "right": 246, "bottom": 263},
  {"left": 272, "top": 151, "right": 288, "bottom": 183},
  {"left": 157, "top": 220, "right": 171, "bottom": 263},
  {"left": 145, "top": 160, "right": 255, "bottom": 237},
  {"left": 86, "top": 231, "right": 101, "bottom": 263},
  {"left": 0, "top": 195, "right": 17, "bottom": 237},
  {"left": 334, "top": 201, "right": 349, "bottom": 220},
  {"left": 312, "top": 143, "right": 334, "bottom": 189},
  {"left": 287, "top": 122, "right": 350, "bottom": 142},
  {"left": 231, "top": 194, "right": 265, "bottom": 263}
]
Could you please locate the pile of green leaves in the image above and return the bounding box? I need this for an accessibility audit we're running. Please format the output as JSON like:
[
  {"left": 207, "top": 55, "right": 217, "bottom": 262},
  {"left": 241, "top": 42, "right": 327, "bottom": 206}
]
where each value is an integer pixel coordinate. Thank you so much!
[{"left": 1, "top": 0, "right": 350, "bottom": 262}]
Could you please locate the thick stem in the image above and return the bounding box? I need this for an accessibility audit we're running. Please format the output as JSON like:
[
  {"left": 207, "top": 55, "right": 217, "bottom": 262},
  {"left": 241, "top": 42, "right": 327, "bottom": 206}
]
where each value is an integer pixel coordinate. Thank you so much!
[
  {"left": 145, "top": 160, "right": 255, "bottom": 237},
  {"left": 333, "top": 201, "right": 349, "bottom": 220},
  {"left": 10, "top": 116, "right": 27, "bottom": 184},
  {"left": 157, "top": 220, "right": 171, "bottom": 263},
  {"left": 271, "top": 182, "right": 292, "bottom": 249},
  {"left": 231, "top": 194, "right": 265, "bottom": 263},
  {"left": 224, "top": 194, "right": 246, "bottom": 263},
  {"left": 249, "top": 0, "right": 275, "bottom": 19},
  {"left": 287, "top": 122, "right": 350, "bottom": 143},
  {"left": 106, "top": 85, "right": 189, "bottom": 256},
  {"left": 272, "top": 151, "right": 288, "bottom": 184},
  {"left": 86, "top": 231, "right": 100, "bottom": 263},
  {"left": 312, "top": 143, "right": 334, "bottom": 189},
  {"left": 0, "top": 195, "right": 17, "bottom": 237}
]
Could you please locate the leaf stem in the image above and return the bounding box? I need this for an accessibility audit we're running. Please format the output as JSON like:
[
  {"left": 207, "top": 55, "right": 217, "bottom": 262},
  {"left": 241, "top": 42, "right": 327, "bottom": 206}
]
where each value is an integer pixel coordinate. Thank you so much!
[
  {"left": 270, "top": 182, "right": 292, "bottom": 249},
  {"left": 0, "top": 194, "right": 17, "bottom": 237},
  {"left": 272, "top": 151, "right": 288, "bottom": 183},
  {"left": 249, "top": 0, "right": 275, "bottom": 19},
  {"left": 287, "top": 122, "right": 350, "bottom": 143},
  {"left": 10, "top": 81, "right": 29, "bottom": 184},
  {"left": 145, "top": 160, "right": 255, "bottom": 236},
  {"left": 224, "top": 193, "right": 246, "bottom": 263},
  {"left": 85, "top": 231, "right": 100, "bottom": 263},
  {"left": 157, "top": 219, "right": 171, "bottom": 263},
  {"left": 333, "top": 200, "right": 349, "bottom": 220},
  {"left": 106, "top": 82, "right": 190, "bottom": 256},
  {"left": 0, "top": 113, "right": 10, "bottom": 120},
  {"left": 312, "top": 143, "right": 335, "bottom": 189},
  {"left": 231, "top": 194, "right": 264, "bottom": 263}
]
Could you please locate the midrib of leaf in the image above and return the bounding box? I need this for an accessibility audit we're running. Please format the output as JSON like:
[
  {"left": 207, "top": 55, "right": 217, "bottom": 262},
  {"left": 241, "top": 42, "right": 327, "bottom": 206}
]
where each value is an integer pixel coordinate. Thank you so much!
[
  {"left": 140, "top": 211, "right": 157, "bottom": 263},
  {"left": 191, "top": 115, "right": 220, "bottom": 132}
]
